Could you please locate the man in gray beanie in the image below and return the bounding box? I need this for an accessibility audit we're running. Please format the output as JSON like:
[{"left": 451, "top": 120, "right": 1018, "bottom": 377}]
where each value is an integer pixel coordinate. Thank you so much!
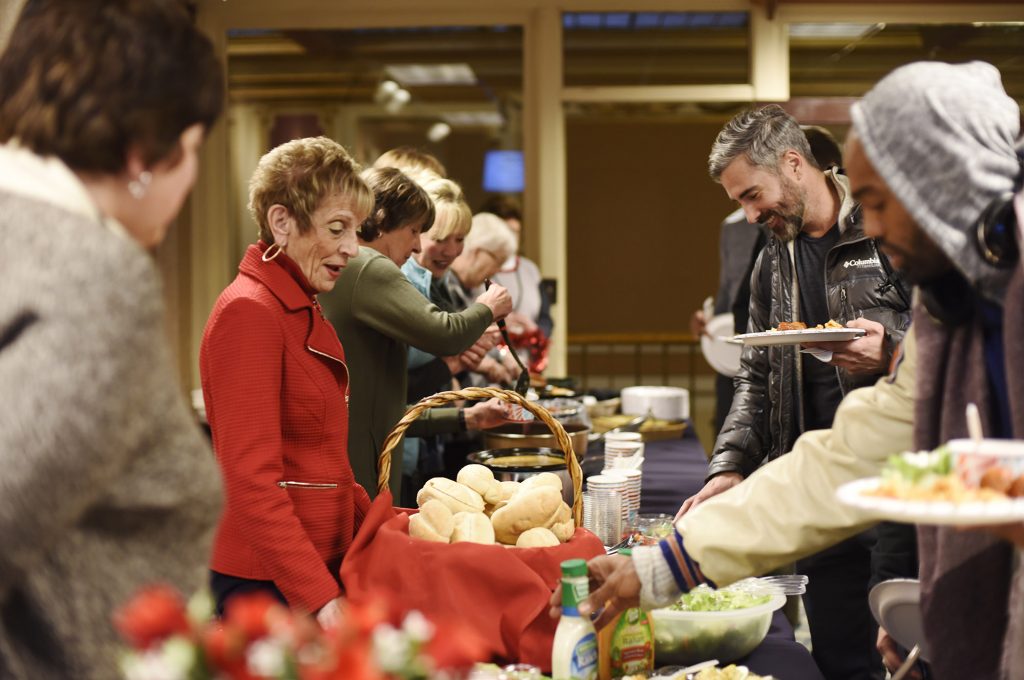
[
  {"left": 549, "top": 60, "right": 1023, "bottom": 680},
  {"left": 850, "top": 60, "right": 1023, "bottom": 680}
]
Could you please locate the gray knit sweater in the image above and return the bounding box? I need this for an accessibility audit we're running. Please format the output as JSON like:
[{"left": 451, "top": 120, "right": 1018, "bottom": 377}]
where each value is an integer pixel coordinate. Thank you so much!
[{"left": 0, "top": 188, "right": 222, "bottom": 677}]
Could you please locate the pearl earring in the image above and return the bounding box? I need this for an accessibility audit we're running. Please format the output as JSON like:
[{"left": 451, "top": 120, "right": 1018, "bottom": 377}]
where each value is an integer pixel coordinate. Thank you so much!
[{"left": 128, "top": 171, "right": 152, "bottom": 199}]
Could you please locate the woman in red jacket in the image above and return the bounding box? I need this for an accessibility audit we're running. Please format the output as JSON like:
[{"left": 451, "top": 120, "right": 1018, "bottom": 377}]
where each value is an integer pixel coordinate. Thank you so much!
[{"left": 200, "top": 136, "right": 373, "bottom": 627}]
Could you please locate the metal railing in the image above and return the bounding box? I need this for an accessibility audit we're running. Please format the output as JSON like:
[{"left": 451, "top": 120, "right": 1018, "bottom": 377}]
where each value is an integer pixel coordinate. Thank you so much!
[{"left": 566, "top": 331, "right": 704, "bottom": 395}]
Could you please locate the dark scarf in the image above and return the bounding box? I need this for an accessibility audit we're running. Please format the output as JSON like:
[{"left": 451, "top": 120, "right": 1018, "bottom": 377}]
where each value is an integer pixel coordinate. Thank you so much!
[{"left": 913, "top": 265, "right": 1024, "bottom": 680}]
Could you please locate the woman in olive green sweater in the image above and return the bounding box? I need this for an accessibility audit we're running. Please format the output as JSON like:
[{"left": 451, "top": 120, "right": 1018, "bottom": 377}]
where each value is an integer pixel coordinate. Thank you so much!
[{"left": 321, "top": 167, "right": 512, "bottom": 499}]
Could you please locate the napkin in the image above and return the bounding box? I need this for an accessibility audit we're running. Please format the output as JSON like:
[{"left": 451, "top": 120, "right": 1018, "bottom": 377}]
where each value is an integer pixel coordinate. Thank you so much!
[{"left": 801, "top": 347, "right": 833, "bottom": 363}]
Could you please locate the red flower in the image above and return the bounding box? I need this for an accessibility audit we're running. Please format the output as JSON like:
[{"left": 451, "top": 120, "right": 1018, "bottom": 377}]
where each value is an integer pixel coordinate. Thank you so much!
[
  {"left": 329, "top": 641, "right": 388, "bottom": 680},
  {"left": 112, "top": 584, "right": 191, "bottom": 650},
  {"left": 200, "top": 623, "right": 248, "bottom": 675},
  {"left": 424, "top": 617, "right": 490, "bottom": 671},
  {"left": 325, "top": 596, "right": 388, "bottom": 649},
  {"left": 223, "top": 592, "right": 288, "bottom": 641}
]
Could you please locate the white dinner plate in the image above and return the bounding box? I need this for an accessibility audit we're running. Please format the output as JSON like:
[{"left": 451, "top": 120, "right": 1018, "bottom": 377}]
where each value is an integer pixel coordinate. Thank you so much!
[
  {"left": 836, "top": 477, "right": 1024, "bottom": 526},
  {"left": 734, "top": 327, "right": 866, "bottom": 346},
  {"left": 701, "top": 313, "right": 743, "bottom": 377},
  {"left": 868, "top": 579, "right": 931, "bottom": 662}
]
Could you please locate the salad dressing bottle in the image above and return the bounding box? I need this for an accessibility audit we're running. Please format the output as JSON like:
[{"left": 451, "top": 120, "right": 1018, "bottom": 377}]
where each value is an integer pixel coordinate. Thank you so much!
[
  {"left": 598, "top": 550, "right": 655, "bottom": 679},
  {"left": 552, "top": 559, "right": 599, "bottom": 680}
]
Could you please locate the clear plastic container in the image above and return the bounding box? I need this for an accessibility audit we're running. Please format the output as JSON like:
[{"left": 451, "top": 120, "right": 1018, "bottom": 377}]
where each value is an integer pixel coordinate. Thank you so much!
[{"left": 648, "top": 586, "right": 785, "bottom": 666}]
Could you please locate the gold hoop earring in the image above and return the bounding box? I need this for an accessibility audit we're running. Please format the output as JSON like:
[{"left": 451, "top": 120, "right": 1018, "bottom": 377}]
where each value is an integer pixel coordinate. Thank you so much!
[{"left": 262, "top": 243, "right": 283, "bottom": 262}]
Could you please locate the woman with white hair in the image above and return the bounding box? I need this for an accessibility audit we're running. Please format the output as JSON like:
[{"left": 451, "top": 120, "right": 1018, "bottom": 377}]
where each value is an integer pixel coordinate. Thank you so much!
[
  {"left": 447, "top": 211, "right": 519, "bottom": 308},
  {"left": 442, "top": 212, "right": 522, "bottom": 390}
]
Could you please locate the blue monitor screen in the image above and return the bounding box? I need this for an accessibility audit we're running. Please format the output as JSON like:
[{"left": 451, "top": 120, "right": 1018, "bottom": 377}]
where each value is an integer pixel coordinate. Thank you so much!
[{"left": 483, "top": 150, "right": 524, "bottom": 193}]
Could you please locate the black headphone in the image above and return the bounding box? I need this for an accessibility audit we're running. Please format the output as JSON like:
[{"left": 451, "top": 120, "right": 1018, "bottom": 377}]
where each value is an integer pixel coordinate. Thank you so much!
[
  {"left": 975, "top": 191, "right": 1019, "bottom": 269},
  {"left": 974, "top": 157, "right": 1022, "bottom": 269}
]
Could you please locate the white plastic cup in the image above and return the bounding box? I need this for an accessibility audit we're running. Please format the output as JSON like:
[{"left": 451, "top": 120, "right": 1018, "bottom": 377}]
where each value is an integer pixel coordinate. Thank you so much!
[{"left": 948, "top": 438, "right": 1024, "bottom": 488}]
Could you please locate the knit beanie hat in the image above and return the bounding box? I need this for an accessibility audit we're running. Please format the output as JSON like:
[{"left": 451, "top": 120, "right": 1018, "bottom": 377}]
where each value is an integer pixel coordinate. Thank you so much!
[{"left": 850, "top": 61, "right": 1020, "bottom": 301}]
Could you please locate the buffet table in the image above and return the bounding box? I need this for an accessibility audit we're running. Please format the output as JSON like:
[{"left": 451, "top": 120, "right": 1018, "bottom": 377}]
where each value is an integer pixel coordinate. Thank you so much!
[{"left": 590, "top": 425, "right": 825, "bottom": 680}]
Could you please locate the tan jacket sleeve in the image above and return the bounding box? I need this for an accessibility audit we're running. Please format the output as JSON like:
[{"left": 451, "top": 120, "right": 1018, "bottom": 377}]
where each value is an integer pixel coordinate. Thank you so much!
[{"left": 678, "top": 325, "right": 918, "bottom": 587}]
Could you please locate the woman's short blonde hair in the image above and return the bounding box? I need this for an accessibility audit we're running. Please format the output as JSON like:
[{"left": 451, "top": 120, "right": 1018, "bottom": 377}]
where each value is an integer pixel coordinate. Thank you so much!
[
  {"left": 373, "top": 146, "right": 447, "bottom": 178},
  {"left": 248, "top": 136, "right": 374, "bottom": 244},
  {"left": 466, "top": 212, "right": 517, "bottom": 262},
  {"left": 418, "top": 174, "right": 472, "bottom": 242}
]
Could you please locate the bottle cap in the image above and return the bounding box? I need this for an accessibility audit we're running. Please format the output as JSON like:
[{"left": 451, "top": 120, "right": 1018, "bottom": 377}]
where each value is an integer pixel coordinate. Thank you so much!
[{"left": 560, "top": 558, "right": 587, "bottom": 578}]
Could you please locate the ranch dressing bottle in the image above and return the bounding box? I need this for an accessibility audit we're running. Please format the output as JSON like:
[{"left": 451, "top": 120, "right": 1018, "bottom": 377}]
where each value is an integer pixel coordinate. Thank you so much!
[{"left": 552, "top": 559, "right": 598, "bottom": 680}]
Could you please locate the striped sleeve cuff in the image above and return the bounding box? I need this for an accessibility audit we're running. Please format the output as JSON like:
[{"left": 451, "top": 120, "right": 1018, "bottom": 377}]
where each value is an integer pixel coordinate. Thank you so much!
[{"left": 631, "top": 528, "right": 714, "bottom": 611}]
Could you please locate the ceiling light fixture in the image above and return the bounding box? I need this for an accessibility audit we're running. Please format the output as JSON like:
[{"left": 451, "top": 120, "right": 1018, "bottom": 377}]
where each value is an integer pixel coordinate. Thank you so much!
[
  {"left": 442, "top": 111, "right": 505, "bottom": 128},
  {"left": 385, "top": 88, "right": 411, "bottom": 113},
  {"left": 427, "top": 122, "right": 452, "bottom": 143},
  {"left": 386, "top": 63, "right": 477, "bottom": 86},
  {"left": 788, "top": 23, "right": 877, "bottom": 39},
  {"left": 374, "top": 79, "right": 400, "bottom": 104}
]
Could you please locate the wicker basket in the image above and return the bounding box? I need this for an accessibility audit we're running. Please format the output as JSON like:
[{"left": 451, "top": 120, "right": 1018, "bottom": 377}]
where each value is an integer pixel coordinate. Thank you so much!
[{"left": 376, "top": 386, "right": 583, "bottom": 526}]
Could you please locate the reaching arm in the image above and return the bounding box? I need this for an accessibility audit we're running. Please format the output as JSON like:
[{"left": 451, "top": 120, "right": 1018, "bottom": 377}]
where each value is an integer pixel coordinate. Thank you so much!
[
  {"left": 679, "top": 327, "right": 918, "bottom": 587},
  {"left": 352, "top": 257, "right": 492, "bottom": 356}
]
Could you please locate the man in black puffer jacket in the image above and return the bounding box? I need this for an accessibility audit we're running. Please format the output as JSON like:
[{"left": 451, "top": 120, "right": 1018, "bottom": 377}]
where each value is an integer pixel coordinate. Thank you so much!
[{"left": 681, "top": 106, "right": 912, "bottom": 680}]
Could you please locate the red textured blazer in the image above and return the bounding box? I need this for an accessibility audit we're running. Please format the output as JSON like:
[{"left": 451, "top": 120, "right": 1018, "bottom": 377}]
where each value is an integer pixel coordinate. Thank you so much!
[{"left": 200, "top": 242, "right": 370, "bottom": 613}]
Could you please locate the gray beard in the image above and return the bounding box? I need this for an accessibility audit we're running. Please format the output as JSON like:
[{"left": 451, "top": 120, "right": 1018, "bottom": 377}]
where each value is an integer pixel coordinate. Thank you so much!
[{"left": 771, "top": 217, "right": 803, "bottom": 242}]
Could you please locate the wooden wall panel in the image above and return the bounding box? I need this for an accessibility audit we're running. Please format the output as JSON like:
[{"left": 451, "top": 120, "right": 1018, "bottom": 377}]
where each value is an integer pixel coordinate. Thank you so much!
[{"left": 566, "top": 118, "right": 737, "bottom": 335}]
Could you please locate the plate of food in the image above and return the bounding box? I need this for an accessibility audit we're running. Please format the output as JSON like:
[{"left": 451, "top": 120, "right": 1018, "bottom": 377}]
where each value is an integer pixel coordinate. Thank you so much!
[
  {"left": 837, "top": 445, "right": 1024, "bottom": 526},
  {"left": 734, "top": 320, "right": 865, "bottom": 346}
]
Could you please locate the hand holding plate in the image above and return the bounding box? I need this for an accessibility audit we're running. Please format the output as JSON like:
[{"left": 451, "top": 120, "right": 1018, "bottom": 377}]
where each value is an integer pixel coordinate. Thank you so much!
[{"left": 802, "top": 318, "right": 887, "bottom": 374}]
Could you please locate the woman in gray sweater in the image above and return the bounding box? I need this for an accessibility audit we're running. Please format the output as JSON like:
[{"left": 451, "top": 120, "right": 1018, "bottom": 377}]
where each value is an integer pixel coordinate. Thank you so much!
[{"left": 0, "top": 2, "right": 223, "bottom": 677}]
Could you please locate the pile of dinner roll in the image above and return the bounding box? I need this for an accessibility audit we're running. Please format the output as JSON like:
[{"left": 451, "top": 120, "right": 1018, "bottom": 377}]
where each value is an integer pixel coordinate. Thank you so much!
[{"left": 410, "top": 464, "right": 574, "bottom": 547}]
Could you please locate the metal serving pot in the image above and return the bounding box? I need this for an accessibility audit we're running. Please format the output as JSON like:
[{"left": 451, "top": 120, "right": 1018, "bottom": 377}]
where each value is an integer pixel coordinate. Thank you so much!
[
  {"left": 481, "top": 421, "right": 589, "bottom": 462},
  {"left": 467, "top": 447, "right": 574, "bottom": 506}
]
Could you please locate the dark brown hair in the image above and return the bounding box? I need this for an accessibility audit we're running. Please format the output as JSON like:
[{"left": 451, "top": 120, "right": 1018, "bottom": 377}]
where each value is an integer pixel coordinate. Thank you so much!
[
  {"left": 801, "top": 125, "right": 843, "bottom": 170},
  {"left": 479, "top": 194, "right": 522, "bottom": 222},
  {"left": 358, "top": 167, "right": 436, "bottom": 241},
  {"left": 0, "top": 0, "right": 224, "bottom": 174}
]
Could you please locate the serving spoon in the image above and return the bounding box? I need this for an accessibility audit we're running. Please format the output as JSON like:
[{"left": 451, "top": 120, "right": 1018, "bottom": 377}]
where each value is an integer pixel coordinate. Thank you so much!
[{"left": 484, "top": 278, "right": 530, "bottom": 396}]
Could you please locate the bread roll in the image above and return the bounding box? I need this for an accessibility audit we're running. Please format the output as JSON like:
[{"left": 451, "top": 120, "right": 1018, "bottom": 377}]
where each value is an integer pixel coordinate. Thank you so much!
[
  {"left": 491, "top": 486, "right": 563, "bottom": 545},
  {"left": 450, "top": 511, "right": 496, "bottom": 545},
  {"left": 409, "top": 500, "right": 455, "bottom": 543},
  {"left": 550, "top": 501, "right": 571, "bottom": 526},
  {"left": 516, "top": 527, "right": 560, "bottom": 548},
  {"left": 457, "top": 464, "right": 503, "bottom": 504},
  {"left": 417, "top": 477, "right": 485, "bottom": 514},
  {"left": 517, "top": 472, "right": 563, "bottom": 495},
  {"left": 550, "top": 518, "right": 574, "bottom": 543},
  {"left": 498, "top": 480, "right": 520, "bottom": 500}
]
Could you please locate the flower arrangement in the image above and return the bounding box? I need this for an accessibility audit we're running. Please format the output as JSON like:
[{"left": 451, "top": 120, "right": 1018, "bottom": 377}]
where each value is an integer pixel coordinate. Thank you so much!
[{"left": 113, "top": 585, "right": 488, "bottom": 680}]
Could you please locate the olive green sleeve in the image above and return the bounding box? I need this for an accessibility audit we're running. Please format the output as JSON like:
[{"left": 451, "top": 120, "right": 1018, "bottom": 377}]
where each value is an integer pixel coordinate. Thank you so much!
[
  {"left": 351, "top": 256, "right": 492, "bottom": 356},
  {"left": 406, "top": 407, "right": 462, "bottom": 437}
]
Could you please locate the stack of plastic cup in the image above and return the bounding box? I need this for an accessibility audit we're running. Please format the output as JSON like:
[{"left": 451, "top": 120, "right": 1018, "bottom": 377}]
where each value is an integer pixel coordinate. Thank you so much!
[
  {"left": 582, "top": 488, "right": 622, "bottom": 547},
  {"left": 604, "top": 437, "right": 644, "bottom": 470},
  {"left": 585, "top": 474, "right": 629, "bottom": 545},
  {"left": 602, "top": 468, "right": 642, "bottom": 529}
]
